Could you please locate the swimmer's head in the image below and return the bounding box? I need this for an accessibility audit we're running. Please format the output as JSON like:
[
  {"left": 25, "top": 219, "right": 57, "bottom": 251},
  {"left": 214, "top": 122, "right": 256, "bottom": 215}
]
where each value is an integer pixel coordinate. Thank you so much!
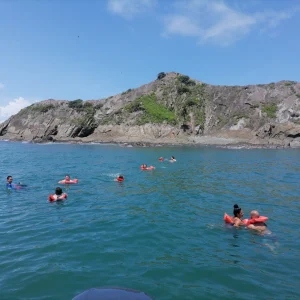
[
  {"left": 250, "top": 210, "right": 259, "bottom": 218},
  {"left": 55, "top": 187, "right": 63, "bottom": 195},
  {"left": 7, "top": 175, "right": 13, "bottom": 183},
  {"left": 118, "top": 175, "right": 124, "bottom": 179},
  {"left": 171, "top": 156, "right": 175, "bottom": 159},
  {"left": 65, "top": 175, "right": 70, "bottom": 181},
  {"left": 233, "top": 204, "right": 243, "bottom": 218}
]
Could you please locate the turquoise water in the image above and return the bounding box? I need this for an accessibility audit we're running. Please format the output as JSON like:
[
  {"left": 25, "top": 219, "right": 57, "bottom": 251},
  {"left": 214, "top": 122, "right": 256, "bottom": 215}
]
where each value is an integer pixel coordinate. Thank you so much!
[{"left": 1, "top": 142, "right": 300, "bottom": 300}]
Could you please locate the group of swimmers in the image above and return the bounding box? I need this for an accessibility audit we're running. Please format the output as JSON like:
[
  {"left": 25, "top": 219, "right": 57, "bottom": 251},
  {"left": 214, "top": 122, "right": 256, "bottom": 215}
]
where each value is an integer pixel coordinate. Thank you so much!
[
  {"left": 49, "top": 175, "right": 78, "bottom": 201},
  {"left": 50, "top": 156, "right": 177, "bottom": 200},
  {"left": 6, "top": 160, "right": 270, "bottom": 233},
  {"left": 6, "top": 155, "right": 177, "bottom": 202},
  {"left": 225, "top": 204, "right": 270, "bottom": 234},
  {"left": 140, "top": 156, "right": 177, "bottom": 170}
]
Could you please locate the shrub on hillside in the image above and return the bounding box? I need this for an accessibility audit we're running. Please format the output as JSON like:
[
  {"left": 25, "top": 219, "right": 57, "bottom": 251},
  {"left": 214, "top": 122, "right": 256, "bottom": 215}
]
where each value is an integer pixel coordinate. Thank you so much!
[
  {"left": 31, "top": 104, "right": 55, "bottom": 113},
  {"left": 68, "top": 99, "right": 83, "bottom": 109},
  {"left": 262, "top": 103, "right": 277, "bottom": 118},
  {"left": 157, "top": 72, "right": 166, "bottom": 80},
  {"left": 177, "top": 86, "right": 191, "bottom": 95},
  {"left": 178, "top": 75, "right": 196, "bottom": 86}
]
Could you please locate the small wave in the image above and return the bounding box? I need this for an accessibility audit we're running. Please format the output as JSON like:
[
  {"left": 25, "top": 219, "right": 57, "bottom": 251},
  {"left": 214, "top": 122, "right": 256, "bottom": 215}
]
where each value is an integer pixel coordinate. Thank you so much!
[{"left": 104, "top": 173, "right": 121, "bottom": 178}]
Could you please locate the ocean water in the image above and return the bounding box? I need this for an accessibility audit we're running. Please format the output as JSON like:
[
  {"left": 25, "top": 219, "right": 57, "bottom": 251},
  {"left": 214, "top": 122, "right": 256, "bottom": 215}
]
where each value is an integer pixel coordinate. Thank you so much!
[{"left": 0, "top": 141, "right": 299, "bottom": 300}]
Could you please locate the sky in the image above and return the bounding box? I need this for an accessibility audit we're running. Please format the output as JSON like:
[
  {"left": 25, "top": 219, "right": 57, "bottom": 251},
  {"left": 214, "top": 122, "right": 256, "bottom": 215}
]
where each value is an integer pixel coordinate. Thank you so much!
[{"left": 1, "top": 0, "right": 300, "bottom": 122}]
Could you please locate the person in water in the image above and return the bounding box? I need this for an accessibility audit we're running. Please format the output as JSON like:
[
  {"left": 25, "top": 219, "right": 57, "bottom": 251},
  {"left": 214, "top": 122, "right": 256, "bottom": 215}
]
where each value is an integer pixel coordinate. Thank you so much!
[
  {"left": 58, "top": 175, "right": 78, "bottom": 184},
  {"left": 59, "top": 175, "right": 71, "bottom": 183},
  {"left": 115, "top": 175, "right": 124, "bottom": 182},
  {"left": 232, "top": 204, "right": 244, "bottom": 227},
  {"left": 6, "top": 176, "right": 18, "bottom": 189},
  {"left": 52, "top": 187, "right": 67, "bottom": 201},
  {"left": 170, "top": 156, "right": 176, "bottom": 162},
  {"left": 247, "top": 210, "right": 269, "bottom": 233}
]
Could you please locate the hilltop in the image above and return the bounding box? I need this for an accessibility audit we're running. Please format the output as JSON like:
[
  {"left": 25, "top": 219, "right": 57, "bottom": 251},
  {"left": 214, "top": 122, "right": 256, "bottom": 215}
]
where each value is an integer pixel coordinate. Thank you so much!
[{"left": 1, "top": 72, "right": 300, "bottom": 147}]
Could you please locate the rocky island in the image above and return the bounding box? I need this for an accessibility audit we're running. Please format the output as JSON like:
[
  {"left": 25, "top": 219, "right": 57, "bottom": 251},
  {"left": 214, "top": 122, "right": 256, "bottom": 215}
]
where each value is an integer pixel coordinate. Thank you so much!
[{"left": 1, "top": 72, "right": 300, "bottom": 147}]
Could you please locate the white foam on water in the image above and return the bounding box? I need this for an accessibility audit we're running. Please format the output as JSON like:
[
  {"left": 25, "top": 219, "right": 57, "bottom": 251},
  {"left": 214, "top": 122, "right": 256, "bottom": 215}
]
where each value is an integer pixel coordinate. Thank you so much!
[{"left": 106, "top": 173, "right": 120, "bottom": 178}]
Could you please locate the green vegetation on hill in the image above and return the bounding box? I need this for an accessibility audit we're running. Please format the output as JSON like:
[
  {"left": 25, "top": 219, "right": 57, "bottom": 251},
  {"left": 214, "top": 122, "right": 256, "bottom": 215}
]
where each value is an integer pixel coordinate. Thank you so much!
[
  {"left": 177, "top": 75, "right": 196, "bottom": 86},
  {"left": 157, "top": 72, "right": 166, "bottom": 80},
  {"left": 284, "top": 81, "right": 296, "bottom": 87},
  {"left": 19, "top": 103, "right": 55, "bottom": 115},
  {"left": 122, "top": 74, "right": 207, "bottom": 130},
  {"left": 174, "top": 76, "right": 207, "bottom": 129},
  {"left": 121, "top": 88, "right": 133, "bottom": 95},
  {"left": 30, "top": 104, "right": 55, "bottom": 113},
  {"left": 68, "top": 100, "right": 99, "bottom": 136},
  {"left": 125, "top": 94, "right": 176, "bottom": 125},
  {"left": 262, "top": 103, "right": 277, "bottom": 118},
  {"left": 68, "top": 100, "right": 97, "bottom": 114}
]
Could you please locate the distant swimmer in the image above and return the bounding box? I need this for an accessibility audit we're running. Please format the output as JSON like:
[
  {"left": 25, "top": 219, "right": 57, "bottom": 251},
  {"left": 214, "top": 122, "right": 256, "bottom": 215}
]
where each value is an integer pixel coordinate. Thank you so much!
[
  {"left": 170, "top": 156, "right": 176, "bottom": 162},
  {"left": 48, "top": 187, "right": 68, "bottom": 202},
  {"left": 140, "top": 164, "right": 155, "bottom": 170},
  {"left": 247, "top": 210, "right": 270, "bottom": 234},
  {"left": 115, "top": 175, "right": 124, "bottom": 182},
  {"left": 58, "top": 175, "right": 78, "bottom": 184},
  {"left": 6, "top": 176, "right": 21, "bottom": 190},
  {"left": 159, "top": 157, "right": 164, "bottom": 161}
]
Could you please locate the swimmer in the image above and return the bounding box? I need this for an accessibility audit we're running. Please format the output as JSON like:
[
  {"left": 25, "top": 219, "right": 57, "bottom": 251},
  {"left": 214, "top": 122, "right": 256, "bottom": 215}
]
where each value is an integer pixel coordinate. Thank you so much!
[
  {"left": 58, "top": 175, "right": 71, "bottom": 184},
  {"left": 115, "top": 175, "right": 124, "bottom": 182},
  {"left": 6, "top": 176, "right": 20, "bottom": 189},
  {"left": 58, "top": 175, "right": 78, "bottom": 184},
  {"left": 247, "top": 210, "right": 270, "bottom": 233},
  {"left": 232, "top": 204, "right": 244, "bottom": 227},
  {"left": 140, "top": 164, "right": 155, "bottom": 170},
  {"left": 50, "top": 187, "right": 68, "bottom": 201},
  {"left": 170, "top": 156, "right": 176, "bottom": 162}
]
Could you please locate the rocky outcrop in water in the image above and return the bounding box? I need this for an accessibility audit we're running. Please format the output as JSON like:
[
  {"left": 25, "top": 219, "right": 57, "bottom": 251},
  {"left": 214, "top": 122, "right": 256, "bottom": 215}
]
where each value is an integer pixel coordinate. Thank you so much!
[{"left": 1, "top": 72, "right": 300, "bottom": 147}]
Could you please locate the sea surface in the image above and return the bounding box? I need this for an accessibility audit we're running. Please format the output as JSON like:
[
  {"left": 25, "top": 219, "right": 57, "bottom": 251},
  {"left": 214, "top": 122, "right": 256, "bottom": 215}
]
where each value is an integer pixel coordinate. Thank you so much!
[{"left": 0, "top": 141, "right": 299, "bottom": 300}]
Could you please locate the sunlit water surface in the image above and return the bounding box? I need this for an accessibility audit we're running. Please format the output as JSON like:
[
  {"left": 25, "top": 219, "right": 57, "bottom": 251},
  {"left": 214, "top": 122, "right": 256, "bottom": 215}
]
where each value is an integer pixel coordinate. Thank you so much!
[{"left": 0, "top": 142, "right": 299, "bottom": 299}]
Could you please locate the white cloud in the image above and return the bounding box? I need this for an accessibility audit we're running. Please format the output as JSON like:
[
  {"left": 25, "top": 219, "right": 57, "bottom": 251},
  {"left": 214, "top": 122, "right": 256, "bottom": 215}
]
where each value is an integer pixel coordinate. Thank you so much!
[
  {"left": 0, "top": 97, "right": 31, "bottom": 123},
  {"left": 162, "top": 0, "right": 294, "bottom": 46},
  {"left": 0, "top": 83, "right": 4, "bottom": 89},
  {"left": 107, "top": 0, "right": 155, "bottom": 19}
]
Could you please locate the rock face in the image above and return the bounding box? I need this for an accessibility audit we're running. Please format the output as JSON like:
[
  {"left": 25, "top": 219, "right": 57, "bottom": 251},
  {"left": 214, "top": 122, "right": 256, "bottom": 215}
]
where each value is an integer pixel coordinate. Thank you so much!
[{"left": 1, "top": 72, "right": 300, "bottom": 146}]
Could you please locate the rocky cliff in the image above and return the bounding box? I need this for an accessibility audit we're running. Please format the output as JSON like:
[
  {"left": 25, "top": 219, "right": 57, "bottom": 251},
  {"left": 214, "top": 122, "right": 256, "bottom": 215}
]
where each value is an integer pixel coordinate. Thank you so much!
[{"left": 1, "top": 72, "right": 300, "bottom": 147}]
